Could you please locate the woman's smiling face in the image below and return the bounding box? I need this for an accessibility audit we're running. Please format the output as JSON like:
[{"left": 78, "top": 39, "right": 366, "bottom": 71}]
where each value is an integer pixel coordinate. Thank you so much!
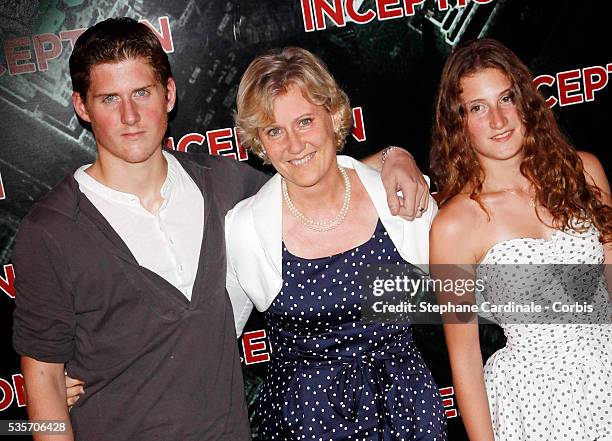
[
  {"left": 461, "top": 68, "right": 526, "bottom": 162},
  {"left": 259, "top": 84, "right": 339, "bottom": 189}
]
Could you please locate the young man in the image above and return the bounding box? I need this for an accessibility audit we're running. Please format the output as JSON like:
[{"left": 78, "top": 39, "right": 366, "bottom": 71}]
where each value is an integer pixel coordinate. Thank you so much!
[{"left": 12, "top": 17, "right": 428, "bottom": 441}]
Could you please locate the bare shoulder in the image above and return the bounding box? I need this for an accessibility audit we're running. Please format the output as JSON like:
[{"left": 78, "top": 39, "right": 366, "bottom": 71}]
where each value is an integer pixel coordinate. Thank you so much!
[
  {"left": 430, "top": 194, "right": 486, "bottom": 264},
  {"left": 432, "top": 194, "right": 484, "bottom": 236},
  {"left": 578, "top": 151, "right": 608, "bottom": 186},
  {"left": 577, "top": 150, "right": 602, "bottom": 169},
  {"left": 577, "top": 151, "right": 611, "bottom": 199}
]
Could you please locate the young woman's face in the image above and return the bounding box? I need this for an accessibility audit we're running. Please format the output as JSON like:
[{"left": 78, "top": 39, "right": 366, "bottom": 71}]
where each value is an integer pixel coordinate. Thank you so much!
[{"left": 460, "top": 68, "right": 526, "bottom": 162}]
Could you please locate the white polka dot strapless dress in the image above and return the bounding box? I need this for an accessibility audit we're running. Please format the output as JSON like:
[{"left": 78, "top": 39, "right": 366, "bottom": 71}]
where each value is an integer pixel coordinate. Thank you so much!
[{"left": 476, "top": 224, "right": 611, "bottom": 441}]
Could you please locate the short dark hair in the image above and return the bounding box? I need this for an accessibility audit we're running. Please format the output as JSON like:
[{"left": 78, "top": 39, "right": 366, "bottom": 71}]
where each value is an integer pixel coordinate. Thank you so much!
[{"left": 69, "top": 17, "right": 172, "bottom": 99}]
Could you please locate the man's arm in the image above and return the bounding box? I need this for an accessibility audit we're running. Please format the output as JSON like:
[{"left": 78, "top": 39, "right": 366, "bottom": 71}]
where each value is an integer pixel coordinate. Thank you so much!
[
  {"left": 21, "top": 357, "right": 73, "bottom": 441},
  {"left": 12, "top": 217, "right": 77, "bottom": 439},
  {"left": 361, "top": 146, "right": 430, "bottom": 220},
  {"left": 204, "top": 145, "right": 429, "bottom": 220}
]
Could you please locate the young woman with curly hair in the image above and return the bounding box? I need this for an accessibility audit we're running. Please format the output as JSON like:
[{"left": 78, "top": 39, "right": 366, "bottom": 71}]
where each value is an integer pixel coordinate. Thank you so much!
[{"left": 429, "top": 38, "right": 611, "bottom": 441}]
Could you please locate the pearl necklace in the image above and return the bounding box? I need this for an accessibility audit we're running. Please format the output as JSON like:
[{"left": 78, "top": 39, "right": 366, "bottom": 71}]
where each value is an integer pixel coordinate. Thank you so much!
[{"left": 282, "top": 166, "right": 351, "bottom": 232}]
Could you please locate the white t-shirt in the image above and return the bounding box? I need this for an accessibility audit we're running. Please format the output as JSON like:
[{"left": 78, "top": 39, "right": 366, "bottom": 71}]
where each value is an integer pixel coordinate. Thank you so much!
[{"left": 74, "top": 151, "right": 204, "bottom": 301}]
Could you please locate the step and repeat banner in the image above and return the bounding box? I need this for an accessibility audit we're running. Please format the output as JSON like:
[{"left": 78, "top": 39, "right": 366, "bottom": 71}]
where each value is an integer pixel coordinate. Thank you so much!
[{"left": 0, "top": 0, "right": 609, "bottom": 439}]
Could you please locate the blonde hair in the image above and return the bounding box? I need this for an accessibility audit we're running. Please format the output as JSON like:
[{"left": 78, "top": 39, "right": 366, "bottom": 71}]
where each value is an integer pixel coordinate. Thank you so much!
[{"left": 235, "top": 47, "right": 352, "bottom": 163}]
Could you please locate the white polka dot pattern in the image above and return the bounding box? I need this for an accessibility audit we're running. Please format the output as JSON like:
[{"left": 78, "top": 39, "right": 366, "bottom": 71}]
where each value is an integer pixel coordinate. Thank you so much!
[{"left": 477, "top": 224, "right": 611, "bottom": 440}]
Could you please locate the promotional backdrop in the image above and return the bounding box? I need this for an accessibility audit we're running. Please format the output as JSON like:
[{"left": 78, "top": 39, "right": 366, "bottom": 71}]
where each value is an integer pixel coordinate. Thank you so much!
[{"left": 0, "top": 1, "right": 609, "bottom": 439}]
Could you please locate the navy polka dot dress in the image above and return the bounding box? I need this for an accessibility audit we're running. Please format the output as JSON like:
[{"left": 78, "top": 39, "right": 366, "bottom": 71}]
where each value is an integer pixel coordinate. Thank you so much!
[{"left": 255, "top": 220, "right": 447, "bottom": 440}]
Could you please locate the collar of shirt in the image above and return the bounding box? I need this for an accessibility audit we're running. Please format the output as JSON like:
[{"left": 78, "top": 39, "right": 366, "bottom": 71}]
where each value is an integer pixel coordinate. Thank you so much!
[{"left": 74, "top": 150, "right": 179, "bottom": 208}]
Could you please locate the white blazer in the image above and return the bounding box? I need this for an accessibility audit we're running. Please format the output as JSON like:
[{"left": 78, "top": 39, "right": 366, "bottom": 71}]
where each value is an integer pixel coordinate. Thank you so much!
[{"left": 225, "top": 155, "right": 438, "bottom": 336}]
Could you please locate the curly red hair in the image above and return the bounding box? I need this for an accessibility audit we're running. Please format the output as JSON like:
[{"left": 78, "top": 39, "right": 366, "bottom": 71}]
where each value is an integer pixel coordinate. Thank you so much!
[{"left": 430, "top": 38, "right": 611, "bottom": 243}]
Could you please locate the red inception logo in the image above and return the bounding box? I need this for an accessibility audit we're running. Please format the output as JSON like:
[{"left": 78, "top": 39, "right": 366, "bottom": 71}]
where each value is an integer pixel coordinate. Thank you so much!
[
  {"left": 300, "top": 0, "right": 494, "bottom": 31},
  {"left": 0, "top": 374, "right": 25, "bottom": 412},
  {"left": 0, "top": 171, "right": 5, "bottom": 200},
  {"left": 534, "top": 63, "right": 612, "bottom": 107},
  {"left": 352, "top": 107, "right": 366, "bottom": 142},
  {"left": 439, "top": 386, "right": 458, "bottom": 418},
  {"left": 165, "top": 107, "right": 367, "bottom": 157},
  {"left": 0, "top": 17, "right": 173, "bottom": 77},
  {"left": 164, "top": 127, "right": 249, "bottom": 160},
  {"left": 242, "top": 330, "right": 271, "bottom": 365},
  {"left": 0, "top": 264, "right": 15, "bottom": 299}
]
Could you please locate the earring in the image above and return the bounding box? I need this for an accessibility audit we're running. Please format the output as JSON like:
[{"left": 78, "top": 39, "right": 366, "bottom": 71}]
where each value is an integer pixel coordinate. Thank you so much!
[
  {"left": 255, "top": 139, "right": 269, "bottom": 162},
  {"left": 258, "top": 148, "right": 270, "bottom": 163}
]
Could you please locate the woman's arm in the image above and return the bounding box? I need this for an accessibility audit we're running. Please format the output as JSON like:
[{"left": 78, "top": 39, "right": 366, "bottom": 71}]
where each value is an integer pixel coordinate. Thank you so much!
[
  {"left": 441, "top": 322, "right": 494, "bottom": 441},
  {"left": 430, "top": 209, "right": 495, "bottom": 441},
  {"left": 224, "top": 208, "right": 255, "bottom": 337}
]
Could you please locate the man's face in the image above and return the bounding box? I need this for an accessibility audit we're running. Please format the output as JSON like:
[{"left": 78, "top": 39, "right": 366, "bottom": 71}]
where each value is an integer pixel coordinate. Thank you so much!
[{"left": 72, "top": 57, "right": 176, "bottom": 166}]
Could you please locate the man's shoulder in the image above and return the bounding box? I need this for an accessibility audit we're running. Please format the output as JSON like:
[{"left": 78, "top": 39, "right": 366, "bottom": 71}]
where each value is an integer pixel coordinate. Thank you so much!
[
  {"left": 17, "top": 174, "right": 80, "bottom": 240},
  {"left": 228, "top": 173, "right": 277, "bottom": 213},
  {"left": 26, "top": 174, "right": 79, "bottom": 221},
  {"left": 169, "top": 150, "right": 269, "bottom": 204},
  {"left": 167, "top": 149, "right": 238, "bottom": 172}
]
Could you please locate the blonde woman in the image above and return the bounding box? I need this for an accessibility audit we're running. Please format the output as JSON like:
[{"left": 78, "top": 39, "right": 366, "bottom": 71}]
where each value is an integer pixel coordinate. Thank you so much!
[{"left": 226, "top": 47, "right": 447, "bottom": 440}]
